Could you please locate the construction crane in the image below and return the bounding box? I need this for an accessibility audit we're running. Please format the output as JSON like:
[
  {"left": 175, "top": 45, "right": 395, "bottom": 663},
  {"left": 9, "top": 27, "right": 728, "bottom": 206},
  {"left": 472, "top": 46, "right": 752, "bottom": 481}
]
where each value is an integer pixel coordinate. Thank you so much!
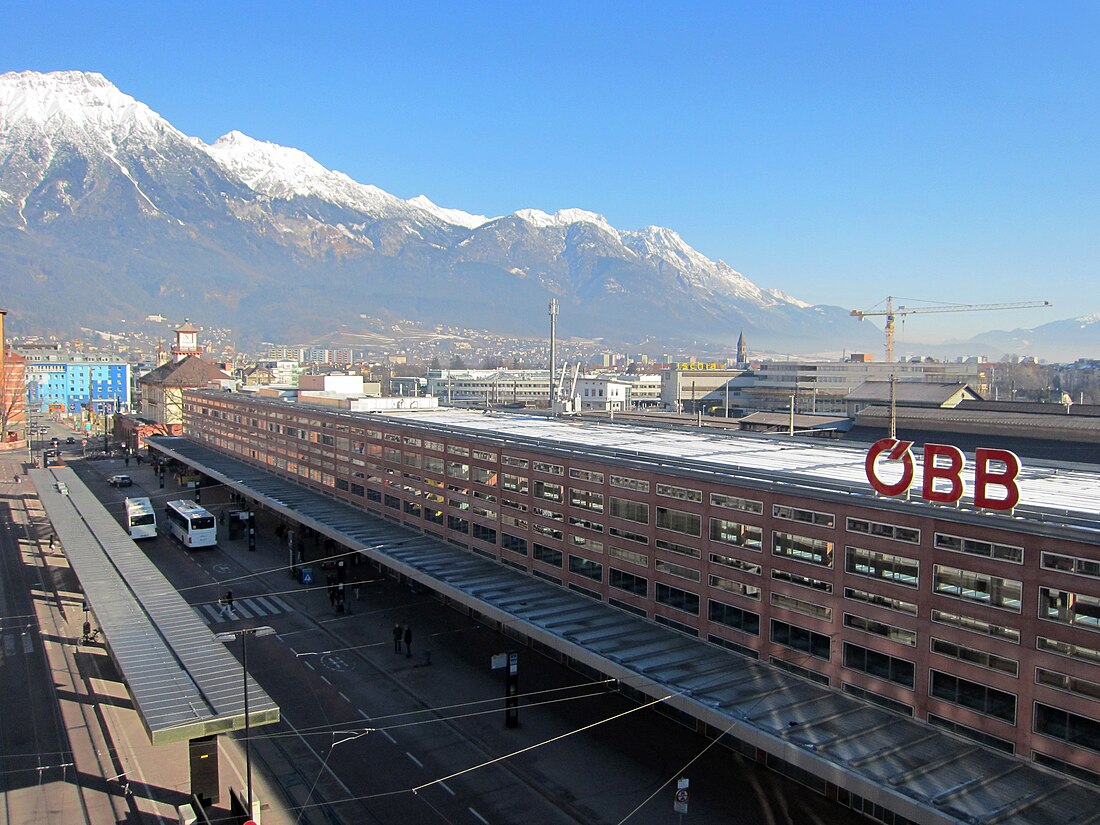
[{"left": 850, "top": 297, "right": 1052, "bottom": 362}]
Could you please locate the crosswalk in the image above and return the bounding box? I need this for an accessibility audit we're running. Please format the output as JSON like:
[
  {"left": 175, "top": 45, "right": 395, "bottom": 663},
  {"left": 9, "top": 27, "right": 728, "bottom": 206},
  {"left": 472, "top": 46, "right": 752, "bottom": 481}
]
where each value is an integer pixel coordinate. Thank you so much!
[{"left": 196, "top": 594, "right": 294, "bottom": 625}]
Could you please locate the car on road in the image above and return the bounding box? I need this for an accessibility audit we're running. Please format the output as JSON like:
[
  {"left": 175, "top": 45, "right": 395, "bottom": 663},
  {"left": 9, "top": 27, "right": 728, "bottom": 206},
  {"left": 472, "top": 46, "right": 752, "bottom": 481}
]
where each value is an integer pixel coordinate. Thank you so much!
[
  {"left": 66, "top": 436, "right": 76, "bottom": 444},
  {"left": 107, "top": 474, "right": 133, "bottom": 488}
]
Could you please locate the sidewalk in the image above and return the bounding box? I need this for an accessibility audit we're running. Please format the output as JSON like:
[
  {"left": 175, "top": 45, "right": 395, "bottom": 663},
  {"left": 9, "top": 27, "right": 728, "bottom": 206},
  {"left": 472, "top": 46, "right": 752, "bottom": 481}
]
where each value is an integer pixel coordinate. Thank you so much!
[{"left": 0, "top": 449, "right": 299, "bottom": 825}]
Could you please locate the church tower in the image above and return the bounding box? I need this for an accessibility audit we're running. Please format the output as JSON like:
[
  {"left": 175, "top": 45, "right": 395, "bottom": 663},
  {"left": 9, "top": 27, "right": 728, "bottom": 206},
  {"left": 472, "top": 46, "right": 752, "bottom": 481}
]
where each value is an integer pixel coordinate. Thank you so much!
[
  {"left": 736, "top": 330, "right": 747, "bottom": 366},
  {"left": 171, "top": 320, "right": 203, "bottom": 362}
]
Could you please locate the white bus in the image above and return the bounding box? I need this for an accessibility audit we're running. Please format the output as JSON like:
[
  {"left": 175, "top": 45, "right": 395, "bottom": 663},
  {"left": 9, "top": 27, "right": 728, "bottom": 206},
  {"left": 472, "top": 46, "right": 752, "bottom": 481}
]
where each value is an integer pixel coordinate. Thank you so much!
[
  {"left": 124, "top": 497, "right": 158, "bottom": 540},
  {"left": 164, "top": 499, "right": 217, "bottom": 548}
]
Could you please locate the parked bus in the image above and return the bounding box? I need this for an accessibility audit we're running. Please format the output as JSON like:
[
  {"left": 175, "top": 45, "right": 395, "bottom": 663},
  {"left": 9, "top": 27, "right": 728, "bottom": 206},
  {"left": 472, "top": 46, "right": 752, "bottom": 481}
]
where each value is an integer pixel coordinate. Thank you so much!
[
  {"left": 124, "top": 497, "right": 157, "bottom": 540},
  {"left": 164, "top": 499, "right": 217, "bottom": 548}
]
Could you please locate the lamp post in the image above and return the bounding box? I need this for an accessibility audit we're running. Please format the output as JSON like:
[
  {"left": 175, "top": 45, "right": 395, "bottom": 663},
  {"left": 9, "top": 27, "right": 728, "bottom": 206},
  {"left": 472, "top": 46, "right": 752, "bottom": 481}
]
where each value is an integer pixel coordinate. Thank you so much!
[{"left": 214, "top": 625, "right": 275, "bottom": 818}]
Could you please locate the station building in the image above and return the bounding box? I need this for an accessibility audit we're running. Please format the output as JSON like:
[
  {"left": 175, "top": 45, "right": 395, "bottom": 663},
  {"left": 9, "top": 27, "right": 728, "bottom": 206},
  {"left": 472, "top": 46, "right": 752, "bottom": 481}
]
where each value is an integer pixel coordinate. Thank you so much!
[{"left": 181, "top": 388, "right": 1100, "bottom": 790}]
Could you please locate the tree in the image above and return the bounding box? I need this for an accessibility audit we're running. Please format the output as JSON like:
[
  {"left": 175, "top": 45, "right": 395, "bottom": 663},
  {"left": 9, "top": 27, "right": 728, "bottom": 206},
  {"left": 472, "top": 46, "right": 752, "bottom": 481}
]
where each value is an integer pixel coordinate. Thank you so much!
[
  {"left": 429, "top": 356, "right": 442, "bottom": 371},
  {"left": 449, "top": 355, "right": 467, "bottom": 370}
]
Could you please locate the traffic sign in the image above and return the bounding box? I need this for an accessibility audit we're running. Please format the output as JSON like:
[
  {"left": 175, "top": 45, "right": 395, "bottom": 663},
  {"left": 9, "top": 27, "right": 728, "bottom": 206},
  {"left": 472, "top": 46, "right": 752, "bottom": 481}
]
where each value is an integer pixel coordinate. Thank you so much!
[{"left": 674, "top": 777, "right": 690, "bottom": 814}]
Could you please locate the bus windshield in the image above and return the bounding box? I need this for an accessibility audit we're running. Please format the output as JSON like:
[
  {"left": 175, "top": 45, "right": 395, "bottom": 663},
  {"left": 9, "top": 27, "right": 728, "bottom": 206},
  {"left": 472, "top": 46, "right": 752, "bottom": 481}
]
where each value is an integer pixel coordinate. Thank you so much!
[
  {"left": 130, "top": 514, "right": 156, "bottom": 526},
  {"left": 190, "top": 516, "right": 216, "bottom": 530}
]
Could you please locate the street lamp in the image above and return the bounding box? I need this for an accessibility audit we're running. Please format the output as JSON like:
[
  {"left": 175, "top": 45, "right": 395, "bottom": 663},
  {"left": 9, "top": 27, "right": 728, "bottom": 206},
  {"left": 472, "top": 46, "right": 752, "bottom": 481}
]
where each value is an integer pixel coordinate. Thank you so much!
[{"left": 214, "top": 625, "right": 276, "bottom": 818}]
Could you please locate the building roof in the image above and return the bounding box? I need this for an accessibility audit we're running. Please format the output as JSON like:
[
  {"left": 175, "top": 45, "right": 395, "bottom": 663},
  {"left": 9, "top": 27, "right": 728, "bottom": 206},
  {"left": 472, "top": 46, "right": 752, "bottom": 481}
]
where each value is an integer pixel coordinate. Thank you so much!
[
  {"left": 738, "top": 412, "right": 851, "bottom": 430},
  {"left": 854, "top": 404, "right": 1100, "bottom": 441},
  {"left": 139, "top": 355, "right": 229, "bottom": 388},
  {"left": 845, "top": 381, "right": 982, "bottom": 407}
]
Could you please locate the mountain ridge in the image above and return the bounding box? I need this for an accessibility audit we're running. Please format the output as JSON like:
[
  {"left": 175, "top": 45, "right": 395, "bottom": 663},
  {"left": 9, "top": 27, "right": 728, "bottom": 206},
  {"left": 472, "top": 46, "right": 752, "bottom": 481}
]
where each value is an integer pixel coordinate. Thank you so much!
[{"left": 1, "top": 69, "right": 1087, "bottom": 360}]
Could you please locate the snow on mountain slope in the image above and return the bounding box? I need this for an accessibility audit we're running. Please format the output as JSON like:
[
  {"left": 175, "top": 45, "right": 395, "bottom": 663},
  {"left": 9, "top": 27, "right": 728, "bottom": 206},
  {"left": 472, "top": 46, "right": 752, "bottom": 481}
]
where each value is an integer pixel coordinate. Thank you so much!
[{"left": 406, "top": 195, "right": 488, "bottom": 229}]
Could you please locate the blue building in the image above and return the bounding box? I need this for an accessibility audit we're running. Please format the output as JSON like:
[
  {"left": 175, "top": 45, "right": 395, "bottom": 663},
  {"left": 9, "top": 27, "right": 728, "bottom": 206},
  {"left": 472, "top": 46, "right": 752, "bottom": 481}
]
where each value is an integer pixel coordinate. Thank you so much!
[{"left": 22, "top": 350, "right": 131, "bottom": 415}]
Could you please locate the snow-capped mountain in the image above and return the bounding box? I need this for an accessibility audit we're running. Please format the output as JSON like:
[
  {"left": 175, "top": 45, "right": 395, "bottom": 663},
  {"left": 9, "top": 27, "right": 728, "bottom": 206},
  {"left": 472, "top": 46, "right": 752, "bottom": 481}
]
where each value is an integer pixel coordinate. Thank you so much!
[{"left": 0, "top": 69, "right": 871, "bottom": 350}]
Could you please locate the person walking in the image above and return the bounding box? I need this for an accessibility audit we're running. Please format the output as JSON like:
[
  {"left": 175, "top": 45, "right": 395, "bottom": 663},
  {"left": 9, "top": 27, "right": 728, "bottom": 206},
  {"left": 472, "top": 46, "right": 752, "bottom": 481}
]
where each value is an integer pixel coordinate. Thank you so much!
[
  {"left": 404, "top": 625, "right": 413, "bottom": 658},
  {"left": 223, "top": 589, "right": 235, "bottom": 617},
  {"left": 393, "top": 623, "right": 402, "bottom": 653},
  {"left": 218, "top": 593, "right": 230, "bottom": 618}
]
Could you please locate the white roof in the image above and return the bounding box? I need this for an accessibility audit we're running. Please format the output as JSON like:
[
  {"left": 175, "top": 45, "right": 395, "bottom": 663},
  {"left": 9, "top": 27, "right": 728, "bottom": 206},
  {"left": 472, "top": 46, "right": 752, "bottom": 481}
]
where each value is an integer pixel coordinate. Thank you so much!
[{"left": 380, "top": 409, "right": 1100, "bottom": 534}]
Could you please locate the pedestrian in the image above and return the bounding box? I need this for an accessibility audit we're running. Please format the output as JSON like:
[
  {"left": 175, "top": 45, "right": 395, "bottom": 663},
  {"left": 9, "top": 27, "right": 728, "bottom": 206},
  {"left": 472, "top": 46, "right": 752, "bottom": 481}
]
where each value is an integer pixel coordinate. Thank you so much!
[
  {"left": 124, "top": 455, "right": 130, "bottom": 467},
  {"left": 404, "top": 625, "right": 412, "bottom": 658},
  {"left": 217, "top": 593, "right": 230, "bottom": 617},
  {"left": 49, "top": 534, "right": 56, "bottom": 550},
  {"left": 393, "top": 623, "right": 402, "bottom": 653},
  {"left": 327, "top": 575, "right": 337, "bottom": 606},
  {"left": 135, "top": 454, "right": 142, "bottom": 466},
  {"left": 224, "top": 589, "right": 234, "bottom": 616}
]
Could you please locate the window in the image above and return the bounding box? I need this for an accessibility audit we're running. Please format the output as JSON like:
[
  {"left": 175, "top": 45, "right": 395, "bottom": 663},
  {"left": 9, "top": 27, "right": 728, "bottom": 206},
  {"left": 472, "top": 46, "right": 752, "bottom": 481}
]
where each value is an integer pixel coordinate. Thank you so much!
[
  {"left": 609, "top": 568, "right": 648, "bottom": 596},
  {"left": 773, "top": 532, "right": 833, "bottom": 568},
  {"left": 656, "top": 506, "right": 701, "bottom": 537},
  {"left": 932, "top": 610, "right": 1020, "bottom": 643},
  {"left": 656, "top": 483, "right": 702, "bottom": 503},
  {"left": 931, "top": 638, "right": 1018, "bottom": 676},
  {"left": 472, "top": 523, "right": 497, "bottom": 544},
  {"left": 502, "top": 473, "right": 529, "bottom": 494},
  {"left": 533, "top": 543, "right": 563, "bottom": 567},
  {"left": 655, "top": 559, "right": 700, "bottom": 582},
  {"left": 843, "top": 642, "right": 915, "bottom": 688},
  {"left": 447, "top": 515, "right": 469, "bottom": 534},
  {"left": 571, "top": 535, "right": 603, "bottom": 553},
  {"left": 709, "top": 575, "right": 761, "bottom": 599},
  {"left": 770, "top": 620, "right": 831, "bottom": 660},
  {"left": 447, "top": 445, "right": 470, "bottom": 456},
  {"left": 569, "top": 555, "right": 603, "bottom": 581},
  {"left": 846, "top": 517, "right": 920, "bottom": 545},
  {"left": 471, "top": 466, "right": 497, "bottom": 485},
  {"left": 709, "top": 519, "right": 763, "bottom": 551},
  {"left": 935, "top": 532, "right": 1023, "bottom": 564},
  {"left": 1041, "top": 551, "right": 1100, "bottom": 579},
  {"left": 472, "top": 449, "right": 496, "bottom": 462},
  {"left": 1039, "top": 588, "right": 1100, "bottom": 630},
  {"left": 709, "top": 600, "right": 760, "bottom": 635},
  {"left": 610, "top": 497, "right": 649, "bottom": 524},
  {"left": 534, "top": 480, "right": 563, "bottom": 502},
  {"left": 843, "top": 587, "right": 916, "bottom": 616},
  {"left": 845, "top": 546, "right": 919, "bottom": 588},
  {"left": 610, "top": 475, "right": 649, "bottom": 493},
  {"left": 569, "top": 488, "right": 604, "bottom": 512},
  {"left": 772, "top": 592, "right": 832, "bottom": 621},
  {"left": 844, "top": 613, "right": 916, "bottom": 646},
  {"left": 1034, "top": 704, "right": 1100, "bottom": 754},
  {"left": 609, "top": 527, "right": 648, "bottom": 545},
  {"left": 448, "top": 462, "right": 470, "bottom": 480},
  {"left": 533, "top": 461, "right": 564, "bottom": 476},
  {"left": 1036, "top": 636, "right": 1100, "bottom": 665},
  {"left": 931, "top": 670, "right": 1016, "bottom": 724},
  {"left": 609, "top": 546, "right": 648, "bottom": 567},
  {"left": 772, "top": 568, "right": 832, "bottom": 594},
  {"left": 933, "top": 565, "right": 1022, "bottom": 612},
  {"left": 656, "top": 583, "right": 699, "bottom": 615},
  {"left": 773, "top": 504, "right": 834, "bottom": 528},
  {"left": 501, "top": 455, "right": 528, "bottom": 468},
  {"left": 655, "top": 538, "right": 700, "bottom": 559},
  {"left": 569, "top": 468, "right": 604, "bottom": 483},
  {"left": 424, "top": 456, "right": 445, "bottom": 474},
  {"left": 709, "top": 493, "right": 763, "bottom": 514}
]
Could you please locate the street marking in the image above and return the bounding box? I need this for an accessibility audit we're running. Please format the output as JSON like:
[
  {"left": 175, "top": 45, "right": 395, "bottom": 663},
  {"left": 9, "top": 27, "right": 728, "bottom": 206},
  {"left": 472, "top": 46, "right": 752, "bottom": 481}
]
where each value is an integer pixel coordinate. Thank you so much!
[
  {"left": 233, "top": 601, "right": 254, "bottom": 619},
  {"left": 22, "top": 633, "right": 33, "bottom": 654},
  {"left": 339, "top": 692, "right": 349, "bottom": 703},
  {"left": 3, "top": 634, "right": 15, "bottom": 657},
  {"left": 469, "top": 807, "right": 490, "bottom": 825},
  {"left": 243, "top": 598, "right": 267, "bottom": 616},
  {"left": 303, "top": 660, "right": 315, "bottom": 671},
  {"left": 381, "top": 730, "right": 396, "bottom": 744},
  {"left": 320, "top": 675, "right": 331, "bottom": 686},
  {"left": 200, "top": 604, "right": 220, "bottom": 622},
  {"left": 270, "top": 594, "right": 293, "bottom": 612},
  {"left": 439, "top": 780, "right": 456, "bottom": 796},
  {"left": 253, "top": 595, "right": 280, "bottom": 614},
  {"left": 405, "top": 752, "right": 423, "bottom": 768},
  {"left": 358, "top": 709, "right": 371, "bottom": 720}
]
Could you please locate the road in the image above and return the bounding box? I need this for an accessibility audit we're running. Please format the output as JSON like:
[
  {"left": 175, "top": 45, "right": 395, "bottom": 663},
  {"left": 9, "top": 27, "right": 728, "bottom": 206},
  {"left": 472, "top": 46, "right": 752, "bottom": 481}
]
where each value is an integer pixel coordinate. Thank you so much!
[{"left": 61, "top": 448, "right": 870, "bottom": 825}]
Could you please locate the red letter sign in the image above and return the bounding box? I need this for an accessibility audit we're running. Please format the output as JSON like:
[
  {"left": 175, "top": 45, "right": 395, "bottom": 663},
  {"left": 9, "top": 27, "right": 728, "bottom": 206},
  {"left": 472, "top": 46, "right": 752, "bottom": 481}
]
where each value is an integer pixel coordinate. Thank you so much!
[
  {"left": 922, "top": 443, "right": 966, "bottom": 504},
  {"left": 973, "top": 448, "right": 1022, "bottom": 511},
  {"left": 865, "top": 438, "right": 915, "bottom": 497}
]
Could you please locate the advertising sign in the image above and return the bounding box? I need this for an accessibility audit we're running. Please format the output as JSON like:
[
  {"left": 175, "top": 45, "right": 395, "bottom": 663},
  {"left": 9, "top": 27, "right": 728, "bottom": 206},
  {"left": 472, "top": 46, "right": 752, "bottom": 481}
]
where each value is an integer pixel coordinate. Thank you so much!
[{"left": 865, "top": 439, "right": 1021, "bottom": 511}]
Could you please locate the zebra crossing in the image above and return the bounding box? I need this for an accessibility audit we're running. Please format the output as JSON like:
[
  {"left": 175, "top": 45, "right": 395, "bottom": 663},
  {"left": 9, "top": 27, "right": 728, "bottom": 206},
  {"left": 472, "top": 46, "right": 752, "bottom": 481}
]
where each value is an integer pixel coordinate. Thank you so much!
[
  {"left": 197, "top": 594, "right": 294, "bottom": 624},
  {"left": 0, "top": 630, "right": 34, "bottom": 659}
]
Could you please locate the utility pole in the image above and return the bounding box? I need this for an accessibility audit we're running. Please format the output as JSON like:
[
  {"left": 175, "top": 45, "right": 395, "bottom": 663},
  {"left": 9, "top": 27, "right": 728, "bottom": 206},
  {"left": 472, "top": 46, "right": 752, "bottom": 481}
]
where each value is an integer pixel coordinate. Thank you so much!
[{"left": 548, "top": 299, "right": 558, "bottom": 414}]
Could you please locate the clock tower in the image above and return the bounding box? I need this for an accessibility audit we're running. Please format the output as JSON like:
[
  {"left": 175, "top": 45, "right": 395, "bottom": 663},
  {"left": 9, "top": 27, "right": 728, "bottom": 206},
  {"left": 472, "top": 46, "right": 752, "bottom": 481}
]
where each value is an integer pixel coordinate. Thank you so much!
[{"left": 171, "top": 320, "right": 203, "bottom": 362}]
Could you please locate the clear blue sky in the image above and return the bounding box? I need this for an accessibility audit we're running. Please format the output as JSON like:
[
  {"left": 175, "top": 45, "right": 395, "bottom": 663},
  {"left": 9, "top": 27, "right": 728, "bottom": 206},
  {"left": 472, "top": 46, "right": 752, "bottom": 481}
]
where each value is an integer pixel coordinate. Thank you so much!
[{"left": 3, "top": 1, "right": 1097, "bottom": 340}]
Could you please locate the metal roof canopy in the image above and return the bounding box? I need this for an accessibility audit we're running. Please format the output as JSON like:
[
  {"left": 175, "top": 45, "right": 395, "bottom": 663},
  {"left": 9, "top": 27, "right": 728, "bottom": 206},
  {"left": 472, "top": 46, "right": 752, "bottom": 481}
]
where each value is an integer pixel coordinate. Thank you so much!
[
  {"left": 31, "top": 467, "right": 279, "bottom": 746},
  {"left": 149, "top": 436, "right": 1100, "bottom": 825}
]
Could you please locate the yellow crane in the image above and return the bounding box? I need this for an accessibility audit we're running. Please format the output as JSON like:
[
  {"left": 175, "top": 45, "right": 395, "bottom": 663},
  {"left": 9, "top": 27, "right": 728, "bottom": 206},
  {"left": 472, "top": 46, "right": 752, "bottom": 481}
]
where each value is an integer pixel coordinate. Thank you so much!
[{"left": 850, "top": 297, "right": 1052, "bottom": 362}]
